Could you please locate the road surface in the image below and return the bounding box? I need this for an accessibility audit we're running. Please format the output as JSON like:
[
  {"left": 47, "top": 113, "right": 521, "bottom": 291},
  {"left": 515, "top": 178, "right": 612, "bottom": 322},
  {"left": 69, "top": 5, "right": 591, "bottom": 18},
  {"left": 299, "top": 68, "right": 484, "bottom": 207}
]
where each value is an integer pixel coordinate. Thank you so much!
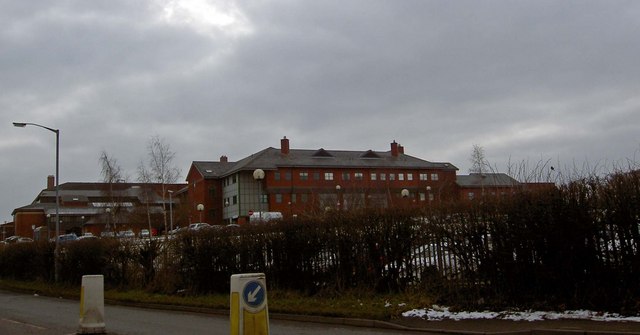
[{"left": 0, "top": 290, "right": 424, "bottom": 335}]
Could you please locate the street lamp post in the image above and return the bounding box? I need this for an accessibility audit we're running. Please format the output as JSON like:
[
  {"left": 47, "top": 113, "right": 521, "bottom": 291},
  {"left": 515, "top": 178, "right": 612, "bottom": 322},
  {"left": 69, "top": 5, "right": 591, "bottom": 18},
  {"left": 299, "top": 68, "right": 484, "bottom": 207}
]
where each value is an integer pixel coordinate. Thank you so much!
[
  {"left": 401, "top": 189, "right": 410, "bottom": 198},
  {"left": 168, "top": 190, "right": 174, "bottom": 233},
  {"left": 197, "top": 203, "right": 204, "bottom": 223},
  {"left": 13, "top": 121, "right": 60, "bottom": 282},
  {"left": 106, "top": 207, "right": 112, "bottom": 232},
  {"left": 253, "top": 169, "right": 265, "bottom": 221}
]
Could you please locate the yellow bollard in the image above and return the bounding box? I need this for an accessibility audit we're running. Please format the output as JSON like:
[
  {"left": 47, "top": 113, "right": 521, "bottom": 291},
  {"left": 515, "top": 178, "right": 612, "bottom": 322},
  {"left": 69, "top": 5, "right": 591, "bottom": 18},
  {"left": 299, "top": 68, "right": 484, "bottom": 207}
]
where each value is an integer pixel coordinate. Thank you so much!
[
  {"left": 230, "top": 273, "right": 269, "bottom": 335},
  {"left": 78, "top": 275, "right": 106, "bottom": 334}
]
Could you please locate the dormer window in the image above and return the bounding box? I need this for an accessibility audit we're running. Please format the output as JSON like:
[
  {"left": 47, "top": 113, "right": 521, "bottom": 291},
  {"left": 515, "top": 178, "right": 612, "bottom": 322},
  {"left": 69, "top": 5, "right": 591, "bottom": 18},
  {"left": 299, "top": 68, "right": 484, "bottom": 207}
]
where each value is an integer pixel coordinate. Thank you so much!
[
  {"left": 360, "top": 150, "right": 381, "bottom": 159},
  {"left": 312, "top": 148, "right": 333, "bottom": 158}
]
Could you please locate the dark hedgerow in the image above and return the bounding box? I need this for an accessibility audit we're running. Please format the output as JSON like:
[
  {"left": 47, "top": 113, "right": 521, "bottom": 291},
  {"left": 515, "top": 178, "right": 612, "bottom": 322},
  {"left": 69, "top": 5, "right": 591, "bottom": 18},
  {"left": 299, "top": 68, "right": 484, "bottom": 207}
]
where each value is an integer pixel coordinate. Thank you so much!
[{"left": 1, "top": 169, "right": 639, "bottom": 313}]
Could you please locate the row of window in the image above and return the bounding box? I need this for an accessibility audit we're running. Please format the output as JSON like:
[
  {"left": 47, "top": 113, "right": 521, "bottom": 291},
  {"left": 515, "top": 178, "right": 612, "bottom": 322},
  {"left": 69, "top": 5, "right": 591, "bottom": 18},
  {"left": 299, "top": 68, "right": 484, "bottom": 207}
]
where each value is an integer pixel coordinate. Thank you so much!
[
  {"left": 219, "top": 171, "right": 441, "bottom": 187},
  {"left": 272, "top": 192, "right": 436, "bottom": 204},
  {"left": 277, "top": 171, "right": 439, "bottom": 182},
  {"left": 223, "top": 194, "right": 267, "bottom": 207}
]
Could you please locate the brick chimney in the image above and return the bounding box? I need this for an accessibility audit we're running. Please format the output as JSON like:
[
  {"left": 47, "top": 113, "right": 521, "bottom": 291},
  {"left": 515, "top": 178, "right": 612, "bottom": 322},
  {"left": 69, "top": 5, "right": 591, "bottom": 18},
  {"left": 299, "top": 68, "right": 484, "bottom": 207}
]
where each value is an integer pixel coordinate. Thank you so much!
[
  {"left": 220, "top": 155, "right": 228, "bottom": 163},
  {"left": 390, "top": 141, "right": 399, "bottom": 157},
  {"left": 281, "top": 136, "right": 290, "bottom": 155},
  {"left": 47, "top": 175, "right": 55, "bottom": 190}
]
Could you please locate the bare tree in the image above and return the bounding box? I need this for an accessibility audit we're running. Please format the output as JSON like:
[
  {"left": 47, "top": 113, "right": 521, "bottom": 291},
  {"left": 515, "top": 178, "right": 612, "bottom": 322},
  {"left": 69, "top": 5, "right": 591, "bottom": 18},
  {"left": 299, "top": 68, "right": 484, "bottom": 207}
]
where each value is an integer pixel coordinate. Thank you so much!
[
  {"left": 469, "top": 144, "right": 489, "bottom": 175},
  {"left": 469, "top": 144, "right": 492, "bottom": 198},
  {"left": 100, "top": 150, "right": 124, "bottom": 184},
  {"left": 139, "top": 136, "right": 181, "bottom": 237},
  {"left": 99, "top": 151, "right": 125, "bottom": 232},
  {"left": 137, "top": 160, "right": 154, "bottom": 235}
]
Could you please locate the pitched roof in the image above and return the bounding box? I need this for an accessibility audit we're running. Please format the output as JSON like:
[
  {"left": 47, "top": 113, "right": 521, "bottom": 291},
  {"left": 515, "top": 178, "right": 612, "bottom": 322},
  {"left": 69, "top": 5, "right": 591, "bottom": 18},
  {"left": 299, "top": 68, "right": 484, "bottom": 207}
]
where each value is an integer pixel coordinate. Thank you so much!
[
  {"left": 191, "top": 161, "right": 235, "bottom": 179},
  {"left": 12, "top": 182, "right": 185, "bottom": 215},
  {"left": 193, "top": 147, "right": 458, "bottom": 178},
  {"left": 456, "top": 173, "right": 520, "bottom": 188}
]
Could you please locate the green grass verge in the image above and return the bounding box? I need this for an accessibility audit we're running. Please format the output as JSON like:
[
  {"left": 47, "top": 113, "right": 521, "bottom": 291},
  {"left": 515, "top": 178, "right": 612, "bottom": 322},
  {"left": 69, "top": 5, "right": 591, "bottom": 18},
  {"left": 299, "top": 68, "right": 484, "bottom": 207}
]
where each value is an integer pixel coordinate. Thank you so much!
[{"left": 0, "top": 279, "right": 433, "bottom": 321}]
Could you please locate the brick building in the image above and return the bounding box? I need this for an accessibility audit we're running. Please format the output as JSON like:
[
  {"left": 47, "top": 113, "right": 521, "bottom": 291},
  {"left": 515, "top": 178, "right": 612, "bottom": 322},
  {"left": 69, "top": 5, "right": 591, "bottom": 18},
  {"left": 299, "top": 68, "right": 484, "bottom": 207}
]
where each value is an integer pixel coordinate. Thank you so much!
[
  {"left": 185, "top": 137, "right": 459, "bottom": 225},
  {"left": 10, "top": 137, "right": 552, "bottom": 237},
  {"left": 11, "top": 177, "right": 184, "bottom": 239},
  {"left": 456, "top": 173, "right": 556, "bottom": 201}
]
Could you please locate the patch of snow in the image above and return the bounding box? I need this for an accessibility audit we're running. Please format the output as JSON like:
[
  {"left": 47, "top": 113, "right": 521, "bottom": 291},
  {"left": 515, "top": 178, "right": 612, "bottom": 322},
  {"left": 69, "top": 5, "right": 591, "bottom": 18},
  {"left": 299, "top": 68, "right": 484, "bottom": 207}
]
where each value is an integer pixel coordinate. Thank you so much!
[{"left": 403, "top": 305, "right": 640, "bottom": 322}]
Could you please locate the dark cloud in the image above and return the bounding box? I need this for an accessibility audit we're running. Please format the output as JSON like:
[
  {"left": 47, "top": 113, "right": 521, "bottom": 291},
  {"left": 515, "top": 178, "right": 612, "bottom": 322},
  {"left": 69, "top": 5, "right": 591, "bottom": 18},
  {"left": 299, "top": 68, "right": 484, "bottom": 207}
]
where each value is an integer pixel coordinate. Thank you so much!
[{"left": 1, "top": 0, "right": 639, "bottom": 223}]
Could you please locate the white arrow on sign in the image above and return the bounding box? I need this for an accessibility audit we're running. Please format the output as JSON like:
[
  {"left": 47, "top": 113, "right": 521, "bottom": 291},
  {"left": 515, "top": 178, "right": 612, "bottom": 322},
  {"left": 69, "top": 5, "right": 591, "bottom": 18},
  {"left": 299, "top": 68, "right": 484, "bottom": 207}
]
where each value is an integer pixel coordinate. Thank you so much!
[{"left": 247, "top": 285, "right": 262, "bottom": 303}]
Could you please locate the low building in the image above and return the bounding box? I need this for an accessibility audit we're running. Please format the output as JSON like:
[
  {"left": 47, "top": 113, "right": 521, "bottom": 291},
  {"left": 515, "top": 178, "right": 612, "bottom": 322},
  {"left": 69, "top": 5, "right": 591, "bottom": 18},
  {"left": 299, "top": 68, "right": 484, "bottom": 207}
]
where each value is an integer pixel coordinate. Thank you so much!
[
  {"left": 456, "top": 173, "right": 557, "bottom": 201},
  {"left": 456, "top": 173, "right": 520, "bottom": 201},
  {"left": 11, "top": 177, "right": 185, "bottom": 239}
]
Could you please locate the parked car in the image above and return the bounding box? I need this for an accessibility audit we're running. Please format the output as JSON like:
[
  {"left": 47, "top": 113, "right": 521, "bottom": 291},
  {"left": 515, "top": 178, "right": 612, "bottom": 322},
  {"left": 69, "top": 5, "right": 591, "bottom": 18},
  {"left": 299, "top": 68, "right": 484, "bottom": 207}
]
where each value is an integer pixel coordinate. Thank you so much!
[
  {"left": 2, "top": 236, "right": 34, "bottom": 244},
  {"left": 118, "top": 230, "right": 135, "bottom": 239},
  {"left": 139, "top": 229, "right": 150, "bottom": 238},
  {"left": 57, "top": 233, "right": 78, "bottom": 244},
  {"left": 78, "top": 233, "right": 98, "bottom": 241},
  {"left": 169, "top": 226, "right": 187, "bottom": 235},
  {"left": 100, "top": 231, "right": 115, "bottom": 238},
  {"left": 188, "top": 223, "right": 212, "bottom": 231}
]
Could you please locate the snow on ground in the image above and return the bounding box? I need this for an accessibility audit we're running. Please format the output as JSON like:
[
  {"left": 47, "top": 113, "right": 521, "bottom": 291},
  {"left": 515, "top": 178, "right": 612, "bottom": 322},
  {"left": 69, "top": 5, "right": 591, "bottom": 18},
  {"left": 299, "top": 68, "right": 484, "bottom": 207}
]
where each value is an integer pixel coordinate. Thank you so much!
[{"left": 401, "top": 305, "right": 640, "bottom": 322}]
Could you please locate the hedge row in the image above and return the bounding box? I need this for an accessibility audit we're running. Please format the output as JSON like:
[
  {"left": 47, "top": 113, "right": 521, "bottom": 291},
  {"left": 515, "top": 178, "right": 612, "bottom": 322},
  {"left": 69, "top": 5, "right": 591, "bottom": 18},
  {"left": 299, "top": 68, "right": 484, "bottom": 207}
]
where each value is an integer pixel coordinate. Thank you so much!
[{"left": 1, "top": 170, "right": 638, "bottom": 313}]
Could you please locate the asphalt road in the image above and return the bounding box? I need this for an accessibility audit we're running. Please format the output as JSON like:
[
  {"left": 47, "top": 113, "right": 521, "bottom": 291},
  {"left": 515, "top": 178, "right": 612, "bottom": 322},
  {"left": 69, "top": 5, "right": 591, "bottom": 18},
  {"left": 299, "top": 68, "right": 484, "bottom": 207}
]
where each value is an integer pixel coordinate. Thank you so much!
[{"left": 0, "top": 290, "right": 425, "bottom": 335}]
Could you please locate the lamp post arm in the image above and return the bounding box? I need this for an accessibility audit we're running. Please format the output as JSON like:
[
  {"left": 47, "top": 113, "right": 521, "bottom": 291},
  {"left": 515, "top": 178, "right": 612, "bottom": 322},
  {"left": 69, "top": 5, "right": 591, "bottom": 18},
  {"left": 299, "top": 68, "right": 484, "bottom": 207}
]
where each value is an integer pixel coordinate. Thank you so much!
[{"left": 13, "top": 122, "right": 59, "bottom": 134}]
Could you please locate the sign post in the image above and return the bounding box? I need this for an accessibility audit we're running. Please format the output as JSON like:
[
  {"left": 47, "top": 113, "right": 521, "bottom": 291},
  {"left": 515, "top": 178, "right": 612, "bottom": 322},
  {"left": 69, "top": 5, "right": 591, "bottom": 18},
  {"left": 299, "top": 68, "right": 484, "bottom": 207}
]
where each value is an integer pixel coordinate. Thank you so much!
[{"left": 230, "top": 273, "right": 269, "bottom": 335}]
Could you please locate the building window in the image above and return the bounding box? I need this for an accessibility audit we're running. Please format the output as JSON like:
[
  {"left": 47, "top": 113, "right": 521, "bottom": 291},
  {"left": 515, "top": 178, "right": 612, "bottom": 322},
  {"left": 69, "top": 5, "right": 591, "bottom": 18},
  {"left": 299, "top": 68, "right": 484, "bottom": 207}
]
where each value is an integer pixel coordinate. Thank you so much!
[
  {"left": 285, "top": 172, "right": 292, "bottom": 181},
  {"left": 390, "top": 173, "right": 396, "bottom": 181},
  {"left": 398, "top": 173, "right": 404, "bottom": 181},
  {"left": 468, "top": 192, "right": 474, "bottom": 200},
  {"left": 431, "top": 173, "right": 439, "bottom": 181},
  {"left": 370, "top": 173, "right": 377, "bottom": 181},
  {"left": 407, "top": 173, "right": 413, "bottom": 181},
  {"left": 419, "top": 192, "right": 426, "bottom": 201},
  {"left": 261, "top": 194, "right": 268, "bottom": 204},
  {"left": 313, "top": 172, "right": 320, "bottom": 180},
  {"left": 301, "top": 193, "right": 308, "bottom": 203},
  {"left": 300, "top": 172, "right": 308, "bottom": 180},
  {"left": 342, "top": 172, "right": 350, "bottom": 181},
  {"left": 275, "top": 172, "right": 281, "bottom": 181},
  {"left": 354, "top": 172, "right": 363, "bottom": 180},
  {"left": 380, "top": 173, "right": 386, "bottom": 181},
  {"left": 232, "top": 195, "right": 237, "bottom": 205},
  {"left": 325, "top": 172, "right": 334, "bottom": 181},
  {"left": 232, "top": 175, "right": 237, "bottom": 184},
  {"left": 291, "top": 193, "right": 297, "bottom": 203},
  {"left": 275, "top": 194, "right": 283, "bottom": 203},
  {"left": 420, "top": 173, "right": 428, "bottom": 181}
]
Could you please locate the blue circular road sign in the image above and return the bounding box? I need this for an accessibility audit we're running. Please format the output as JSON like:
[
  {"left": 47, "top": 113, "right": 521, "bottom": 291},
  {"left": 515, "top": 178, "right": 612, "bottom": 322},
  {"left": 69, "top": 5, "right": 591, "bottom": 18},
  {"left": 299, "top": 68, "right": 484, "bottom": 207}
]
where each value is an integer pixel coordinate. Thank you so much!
[{"left": 242, "top": 280, "right": 265, "bottom": 308}]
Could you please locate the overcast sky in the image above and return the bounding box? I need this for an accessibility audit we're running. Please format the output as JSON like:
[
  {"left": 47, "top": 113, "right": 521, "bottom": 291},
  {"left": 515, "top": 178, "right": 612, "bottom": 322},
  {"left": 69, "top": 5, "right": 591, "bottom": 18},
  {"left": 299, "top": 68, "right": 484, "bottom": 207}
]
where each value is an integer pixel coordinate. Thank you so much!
[{"left": 2, "top": 0, "right": 639, "bottom": 224}]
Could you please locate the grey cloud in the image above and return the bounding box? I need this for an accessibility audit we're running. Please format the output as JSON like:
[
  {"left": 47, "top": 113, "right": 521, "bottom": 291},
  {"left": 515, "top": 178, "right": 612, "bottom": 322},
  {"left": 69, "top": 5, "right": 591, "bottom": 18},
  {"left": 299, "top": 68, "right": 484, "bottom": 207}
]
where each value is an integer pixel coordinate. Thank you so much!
[{"left": 1, "top": 0, "right": 640, "bottom": 223}]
